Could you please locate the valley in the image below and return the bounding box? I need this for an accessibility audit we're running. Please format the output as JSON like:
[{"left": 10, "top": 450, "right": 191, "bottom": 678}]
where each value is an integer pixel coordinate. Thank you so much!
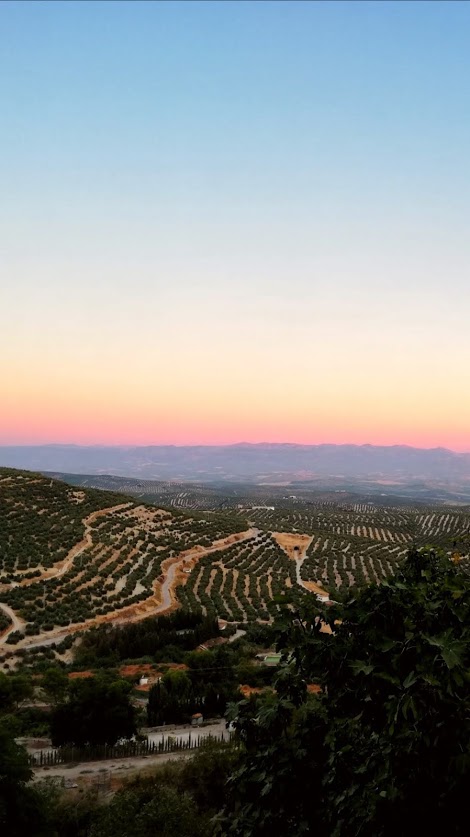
[{"left": 1, "top": 467, "right": 469, "bottom": 664}]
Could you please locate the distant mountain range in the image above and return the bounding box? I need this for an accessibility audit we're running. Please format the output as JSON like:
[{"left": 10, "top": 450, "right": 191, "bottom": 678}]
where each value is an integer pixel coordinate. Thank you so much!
[{"left": 1, "top": 443, "right": 470, "bottom": 485}]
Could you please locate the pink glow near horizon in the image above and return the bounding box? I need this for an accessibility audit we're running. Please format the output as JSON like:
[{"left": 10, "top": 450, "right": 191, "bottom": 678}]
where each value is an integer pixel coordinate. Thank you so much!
[
  {"left": 1, "top": 418, "right": 469, "bottom": 452},
  {"left": 2, "top": 369, "right": 470, "bottom": 451}
]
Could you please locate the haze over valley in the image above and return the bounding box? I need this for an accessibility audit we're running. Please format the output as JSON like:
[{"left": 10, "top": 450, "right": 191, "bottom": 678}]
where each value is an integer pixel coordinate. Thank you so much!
[{"left": 2, "top": 443, "right": 470, "bottom": 504}]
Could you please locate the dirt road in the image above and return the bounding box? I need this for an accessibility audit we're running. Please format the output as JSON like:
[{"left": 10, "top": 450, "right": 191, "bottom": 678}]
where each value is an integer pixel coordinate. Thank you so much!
[
  {"left": 0, "top": 503, "right": 132, "bottom": 652},
  {"left": 146, "top": 528, "right": 259, "bottom": 617},
  {"left": 31, "top": 721, "right": 229, "bottom": 785},
  {"left": 272, "top": 531, "right": 330, "bottom": 599},
  {"left": 17, "top": 503, "right": 131, "bottom": 589},
  {"left": 1, "top": 528, "right": 257, "bottom": 654},
  {"left": 0, "top": 601, "right": 25, "bottom": 643},
  {"left": 31, "top": 750, "right": 192, "bottom": 784}
]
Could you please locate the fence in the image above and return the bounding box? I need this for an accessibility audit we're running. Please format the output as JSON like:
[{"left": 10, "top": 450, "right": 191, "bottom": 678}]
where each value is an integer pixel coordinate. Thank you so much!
[{"left": 29, "top": 731, "right": 231, "bottom": 767}]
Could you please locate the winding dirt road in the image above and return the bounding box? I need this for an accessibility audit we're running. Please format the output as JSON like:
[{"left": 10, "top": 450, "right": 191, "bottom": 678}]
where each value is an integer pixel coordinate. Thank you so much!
[
  {"left": 272, "top": 531, "right": 330, "bottom": 598},
  {"left": 8, "top": 503, "right": 132, "bottom": 590},
  {"left": 0, "top": 520, "right": 332, "bottom": 658},
  {"left": 0, "top": 527, "right": 257, "bottom": 653},
  {"left": 0, "top": 503, "right": 131, "bottom": 651},
  {"left": 149, "top": 528, "right": 259, "bottom": 616},
  {"left": 0, "top": 601, "right": 25, "bottom": 643}
]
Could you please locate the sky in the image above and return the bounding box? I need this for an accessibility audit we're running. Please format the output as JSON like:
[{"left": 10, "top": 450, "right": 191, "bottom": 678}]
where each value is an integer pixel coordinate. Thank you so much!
[{"left": 1, "top": 0, "right": 470, "bottom": 451}]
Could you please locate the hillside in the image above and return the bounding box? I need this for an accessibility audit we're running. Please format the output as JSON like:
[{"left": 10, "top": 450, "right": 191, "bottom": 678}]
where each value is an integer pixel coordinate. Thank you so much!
[
  {"left": 0, "top": 469, "right": 248, "bottom": 656},
  {"left": 1, "top": 468, "right": 469, "bottom": 662},
  {"left": 0, "top": 468, "right": 127, "bottom": 576}
]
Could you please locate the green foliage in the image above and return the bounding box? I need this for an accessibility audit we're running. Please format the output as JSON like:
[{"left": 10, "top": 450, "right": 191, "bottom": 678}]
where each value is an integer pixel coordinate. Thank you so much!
[
  {"left": 0, "top": 468, "right": 125, "bottom": 576},
  {"left": 222, "top": 548, "right": 470, "bottom": 836},
  {"left": 0, "top": 671, "right": 34, "bottom": 711},
  {"left": 50, "top": 674, "right": 136, "bottom": 746},
  {"left": 178, "top": 532, "right": 304, "bottom": 621},
  {"left": 235, "top": 502, "right": 470, "bottom": 594},
  {"left": 90, "top": 785, "right": 203, "bottom": 837},
  {"left": 0, "top": 719, "right": 48, "bottom": 836},
  {"left": 9, "top": 707, "right": 51, "bottom": 738},
  {"left": 5, "top": 630, "right": 23, "bottom": 645},
  {"left": 87, "top": 742, "right": 239, "bottom": 837},
  {"left": 223, "top": 690, "right": 326, "bottom": 836},
  {"left": 41, "top": 666, "right": 69, "bottom": 705},
  {"left": 0, "top": 610, "right": 11, "bottom": 632},
  {"left": 179, "top": 740, "right": 240, "bottom": 815},
  {"left": 1, "top": 468, "right": 245, "bottom": 643},
  {"left": 147, "top": 645, "right": 237, "bottom": 725},
  {"left": 74, "top": 610, "right": 219, "bottom": 668},
  {"left": 34, "top": 779, "right": 101, "bottom": 837},
  {"left": 235, "top": 661, "right": 276, "bottom": 688},
  {"left": 34, "top": 742, "right": 237, "bottom": 837}
]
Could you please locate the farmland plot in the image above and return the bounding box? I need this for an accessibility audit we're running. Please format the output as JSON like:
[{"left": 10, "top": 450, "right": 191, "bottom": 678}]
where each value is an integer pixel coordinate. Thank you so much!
[
  {"left": 234, "top": 502, "right": 470, "bottom": 594},
  {"left": 177, "top": 532, "right": 302, "bottom": 622},
  {"left": 2, "top": 469, "right": 469, "bottom": 643},
  {"left": 0, "top": 469, "right": 125, "bottom": 577},
  {"left": 0, "top": 470, "right": 248, "bottom": 642},
  {"left": 300, "top": 535, "right": 408, "bottom": 592}
]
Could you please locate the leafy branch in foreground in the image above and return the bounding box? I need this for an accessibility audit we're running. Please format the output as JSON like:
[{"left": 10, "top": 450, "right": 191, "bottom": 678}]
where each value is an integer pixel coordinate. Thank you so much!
[{"left": 221, "top": 549, "right": 469, "bottom": 836}]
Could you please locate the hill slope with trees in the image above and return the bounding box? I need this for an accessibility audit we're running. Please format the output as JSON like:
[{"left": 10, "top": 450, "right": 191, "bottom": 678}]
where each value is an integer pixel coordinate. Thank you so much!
[
  {"left": 0, "top": 547, "right": 468, "bottom": 836},
  {"left": 0, "top": 469, "right": 247, "bottom": 653}
]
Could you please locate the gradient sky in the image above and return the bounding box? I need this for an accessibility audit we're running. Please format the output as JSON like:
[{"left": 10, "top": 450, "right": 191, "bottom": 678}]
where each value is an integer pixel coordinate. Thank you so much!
[{"left": 2, "top": 1, "right": 470, "bottom": 450}]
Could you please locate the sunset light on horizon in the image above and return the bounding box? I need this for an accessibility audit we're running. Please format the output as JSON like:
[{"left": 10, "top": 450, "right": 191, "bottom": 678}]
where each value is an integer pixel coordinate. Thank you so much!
[{"left": 2, "top": 1, "right": 470, "bottom": 453}]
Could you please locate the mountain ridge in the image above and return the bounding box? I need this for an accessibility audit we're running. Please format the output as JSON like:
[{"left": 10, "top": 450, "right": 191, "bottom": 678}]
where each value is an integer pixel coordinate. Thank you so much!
[{"left": 1, "top": 443, "right": 470, "bottom": 483}]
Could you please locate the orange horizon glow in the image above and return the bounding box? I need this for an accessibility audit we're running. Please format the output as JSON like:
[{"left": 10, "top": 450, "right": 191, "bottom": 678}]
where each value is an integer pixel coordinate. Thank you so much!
[
  {"left": 0, "top": 417, "right": 470, "bottom": 453},
  {"left": 3, "top": 360, "right": 470, "bottom": 452},
  {"left": 2, "top": 363, "right": 470, "bottom": 453}
]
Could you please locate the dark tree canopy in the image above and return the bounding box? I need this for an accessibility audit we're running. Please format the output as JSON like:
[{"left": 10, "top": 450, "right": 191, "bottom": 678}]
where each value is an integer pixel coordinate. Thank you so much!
[
  {"left": 223, "top": 548, "right": 470, "bottom": 836},
  {"left": 0, "top": 720, "right": 49, "bottom": 837},
  {"left": 89, "top": 785, "right": 203, "bottom": 837},
  {"left": 147, "top": 645, "right": 239, "bottom": 725},
  {"left": 75, "top": 610, "right": 219, "bottom": 667},
  {"left": 50, "top": 674, "right": 136, "bottom": 747}
]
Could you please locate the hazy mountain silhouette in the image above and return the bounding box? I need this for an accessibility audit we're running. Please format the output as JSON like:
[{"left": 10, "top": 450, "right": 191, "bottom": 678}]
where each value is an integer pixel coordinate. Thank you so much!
[{"left": 1, "top": 444, "right": 470, "bottom": 483}]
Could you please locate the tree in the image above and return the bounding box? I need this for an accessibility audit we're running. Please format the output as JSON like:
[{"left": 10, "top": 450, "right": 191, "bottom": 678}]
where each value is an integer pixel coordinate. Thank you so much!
[
  {"left": 50, "top": 674, "right": 136, "bottom": 747},
  {"left": 147, "top": 669, "right": 195, "bottom": 726},
  {"left": 162, "top": 668, "right": 192, "bottom": 700},
  {"left": 41, "top": 667, "right": 69, "bottom": 706},
  {"left": 12, "top": 673, "right": 34, "bottom": 709},
  {"left": 0, "top": 672, "right": 34, "bottom": 712},
  {"left": 0, "top": 720, "right": 48, "bottom": 836},
  {"left": 222, "top": 549, "right": 470, "bottom": 836},
  {"left": 89, "top": 785, "right": 204, "bottom": 837},
  {"left": 0, "top": 673, "right": 12, "bottom": 711},
  {"left": 37, "top": 779, "right": 102, "bottom": 837}
]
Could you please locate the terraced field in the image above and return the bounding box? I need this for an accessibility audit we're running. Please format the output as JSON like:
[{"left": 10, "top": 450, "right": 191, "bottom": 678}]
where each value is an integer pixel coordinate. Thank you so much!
[
  {"left": 43, "top": 472, "right": 241, "bottom": 511},
  {"left": 234, "top": 503, "right": 470, "bottom": 593},
  {"left": 0, "top": 469, "right": 126, "bottom": 578},
  {"left": 1, "top": 469, "right": 469, "bottom": 659},
  {"left": 0, "top": 469, "right": 248, "bottom": 652},
  {"left": 177, "top": 531, "right": 302, "bottom": 621}
]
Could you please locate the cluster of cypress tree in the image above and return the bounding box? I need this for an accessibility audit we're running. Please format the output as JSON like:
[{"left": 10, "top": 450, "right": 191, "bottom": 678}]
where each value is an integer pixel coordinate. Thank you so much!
[{"left": 74, "top": 609, "right": 219, "bottom": 666}]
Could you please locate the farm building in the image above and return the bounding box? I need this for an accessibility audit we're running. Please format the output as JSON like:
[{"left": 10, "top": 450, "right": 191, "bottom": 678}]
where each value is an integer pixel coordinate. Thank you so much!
[{"left": 256, "top": 652, "right": 282, "bottom": 666}]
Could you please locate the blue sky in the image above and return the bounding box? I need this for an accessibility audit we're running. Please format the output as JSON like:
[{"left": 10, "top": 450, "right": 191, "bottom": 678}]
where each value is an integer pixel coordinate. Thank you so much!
[{"left": 2, "top": 1, "right": 470, "bottom": 449}]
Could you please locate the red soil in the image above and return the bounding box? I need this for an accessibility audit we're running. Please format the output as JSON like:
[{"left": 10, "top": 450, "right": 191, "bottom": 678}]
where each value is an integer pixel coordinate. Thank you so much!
[{"left": 68, "top": 670, "right": 94, "bottom": 679}]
